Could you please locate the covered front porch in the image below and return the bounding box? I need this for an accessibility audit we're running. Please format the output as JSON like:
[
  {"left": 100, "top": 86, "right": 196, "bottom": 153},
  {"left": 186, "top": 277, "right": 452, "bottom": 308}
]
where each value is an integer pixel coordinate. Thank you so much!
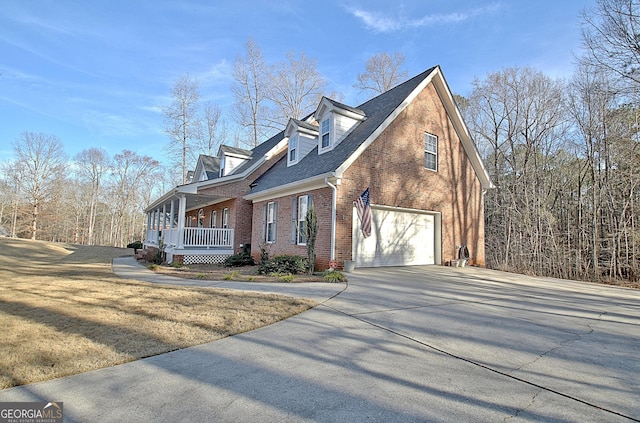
[{"left": 144, "top": 190, "right": 235, "bottom": 265}]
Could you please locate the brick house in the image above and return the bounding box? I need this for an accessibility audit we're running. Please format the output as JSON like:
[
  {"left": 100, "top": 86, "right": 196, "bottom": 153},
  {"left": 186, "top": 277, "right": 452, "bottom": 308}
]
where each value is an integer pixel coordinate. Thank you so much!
[{"left": 144, "top": 66, "right": 493, "bottom": 268}]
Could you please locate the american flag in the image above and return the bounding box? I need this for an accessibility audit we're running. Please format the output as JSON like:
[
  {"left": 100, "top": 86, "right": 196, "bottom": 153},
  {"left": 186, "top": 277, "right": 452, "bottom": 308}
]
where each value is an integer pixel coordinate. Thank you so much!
[{"left": 354, "top": 188, "right": 371, "bottom": 238}]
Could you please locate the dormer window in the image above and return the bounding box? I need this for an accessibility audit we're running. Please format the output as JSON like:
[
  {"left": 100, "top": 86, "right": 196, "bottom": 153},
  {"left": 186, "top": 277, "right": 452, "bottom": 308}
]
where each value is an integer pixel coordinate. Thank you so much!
[
  {"left": 321, "top": 119, "right": 330, "bottom": 149},
  {"left": 289, "top": 135, "right": 298, "bottom": 163},
  {"left": 313, "top": 98, "right": 365, "bottom": 155},
  {"left": 284, "top": 118, "right": 318, "bottom": 166},
  {"left": 219, "top": 156, "right": 225, "bottom": 177}
]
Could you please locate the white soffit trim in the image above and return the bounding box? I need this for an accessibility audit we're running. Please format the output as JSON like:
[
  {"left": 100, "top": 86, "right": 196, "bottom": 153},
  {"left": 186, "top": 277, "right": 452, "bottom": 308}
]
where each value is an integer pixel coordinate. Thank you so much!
[{"left": 244, "top": 173, "right": 337, "bottom": 203}]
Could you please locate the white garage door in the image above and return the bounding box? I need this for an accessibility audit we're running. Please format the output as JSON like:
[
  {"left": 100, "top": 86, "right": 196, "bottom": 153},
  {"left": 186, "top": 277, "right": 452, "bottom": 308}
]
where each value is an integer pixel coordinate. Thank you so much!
[{"left": 352, "top": 206, "right": 437, "bottom": 267}]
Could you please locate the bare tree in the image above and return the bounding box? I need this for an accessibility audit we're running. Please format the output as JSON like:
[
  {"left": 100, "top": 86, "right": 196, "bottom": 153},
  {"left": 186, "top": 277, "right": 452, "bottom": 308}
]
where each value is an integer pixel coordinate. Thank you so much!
[
  {"left": 266, "top": 51, "right": 327, "bottom": 127},
  {"left": 197, "top": 102, "right": 224, "bottom": 156},
  {"left": 74, "top": 147, "right": 111, "bottom": 245},
  {"left": 231, "top": 39, "right": 269, "bottom": 147},
  {"left": 164, "top": 74, "right": 201, "bottom": 184},
  {"left": 581, "top": 0, "right": 640, "bottom": 93},
  {"left": 108, "top": 150, "right": 160, "bottom": 247},
  {"left": 467, "top": 67, "right": 569, "bottom": 276},
  {"left": 355, "top": 52, "right": 408, "bottom": 97},
  {"left": 12, "top": 132, "right": 67, "bottom": 240},
  {"left": 0, "top": 160, "right": 25, "bottom": 237}
]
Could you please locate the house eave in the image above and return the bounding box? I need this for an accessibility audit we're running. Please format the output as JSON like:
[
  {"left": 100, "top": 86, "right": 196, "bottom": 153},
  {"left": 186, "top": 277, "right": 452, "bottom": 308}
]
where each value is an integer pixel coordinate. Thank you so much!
[
  {"left": 244, "top": 172, "right": 339, "bottom": 202},
  {"left": 190, "top": 138, "right": 288, "bottom": 191},
  {"left": 145, "top": 138, "right": 287, "bottom": 212}
]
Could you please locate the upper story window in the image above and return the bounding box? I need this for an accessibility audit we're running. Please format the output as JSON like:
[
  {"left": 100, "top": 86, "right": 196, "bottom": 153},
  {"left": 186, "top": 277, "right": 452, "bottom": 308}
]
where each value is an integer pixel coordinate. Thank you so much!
[
  {"left": 321, "top": 119, "right": 330, "bottom": 149},
  {"left": 424, "top": 133, "right": 438, "bottom": 171},
  {"left": 289, "top": 135, "right": 298, "bottom": 163}
]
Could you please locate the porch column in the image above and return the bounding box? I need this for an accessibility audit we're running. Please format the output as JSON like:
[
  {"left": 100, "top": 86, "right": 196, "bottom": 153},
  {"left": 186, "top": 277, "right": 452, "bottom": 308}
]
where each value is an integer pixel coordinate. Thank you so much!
[
  {"left": 177, "top": 195, "right": 186, "bottom": 249},
  {"left": 169, "top": 200, "right": 175, "bottom": 230},
  {"left": 156, "top": 207, "right": 162, "bottom": 243},
  {"left": 162, "top": 203, "right": 167, "bottom": 230},
  {"left": 151, "top": 210, "right": 157, "bottom": 242},
  {"left": 145, "top": 213, "right": 151, "bottom": 242}
]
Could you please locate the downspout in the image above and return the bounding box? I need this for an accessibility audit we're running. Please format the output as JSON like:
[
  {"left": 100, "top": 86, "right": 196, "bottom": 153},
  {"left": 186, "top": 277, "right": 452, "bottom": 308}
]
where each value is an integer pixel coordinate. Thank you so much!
[{"left": 324, "top": 177, "right": 337, "bottom": 261}]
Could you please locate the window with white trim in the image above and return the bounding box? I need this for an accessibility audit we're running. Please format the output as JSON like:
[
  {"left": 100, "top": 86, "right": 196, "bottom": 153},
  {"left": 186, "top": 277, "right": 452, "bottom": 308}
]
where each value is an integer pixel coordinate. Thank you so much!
[
  {"left": 266, "top": 202, "right": 276, "bottom": 243},
  {"left": 210, "top": 210, "right": 217, "bottom": 228},
  {"left": 320, "top": 119, "right": 330, "bottom": 149},
  {"left": 297, "top": 195, "right": 309, "bottom": 245},
  {"left": 424, "top": 133, "right": 438, "bottom": 171},
  {"left": 198, "top": 209, "right": 205, "bottom": 228},
  {"left": 222, "top": 208, "right": 230, "bottom": 244},
  {"left": 289, "top": 135, "right": 298, "bottom": 163},
  {"left": 222, "top": 208, "right": 229, "bottom": 228}
]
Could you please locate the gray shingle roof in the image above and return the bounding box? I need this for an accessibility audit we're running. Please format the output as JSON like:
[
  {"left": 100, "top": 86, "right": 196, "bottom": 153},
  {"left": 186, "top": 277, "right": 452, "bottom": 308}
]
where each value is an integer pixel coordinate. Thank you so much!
[
  {"left": 290, "top": 118, "right": 319, "bottom": 133},
  {"left": 320, "top": 97, "right": 366, "bottom": 117},
  {"left": 249, "top": 66, "right": 437, "bottom": 194},
  {"left": 219, "top": 145, "right": 253, "bottom": 157},
  {"left": 227, "top": 131, "right": 286, "bottom": 175}
]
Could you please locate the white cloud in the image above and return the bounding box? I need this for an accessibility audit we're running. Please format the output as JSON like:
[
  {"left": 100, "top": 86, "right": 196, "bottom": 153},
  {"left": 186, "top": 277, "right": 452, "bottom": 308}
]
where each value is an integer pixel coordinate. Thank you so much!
[
  {"left": 351, "top": 9, "right": 401, "bottom": 32},
  {"left": 196, "top": 60, "right": 233, "bottom": 88},
  {"left": 349, "top": 3, "right": 501, "bottom": 33}
]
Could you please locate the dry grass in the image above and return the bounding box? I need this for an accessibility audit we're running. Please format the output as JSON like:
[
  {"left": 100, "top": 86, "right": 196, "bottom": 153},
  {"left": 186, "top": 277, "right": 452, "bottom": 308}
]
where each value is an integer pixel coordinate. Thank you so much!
[
  {"left": 0, "top": 238, "right": 316, "bottom": 389},
  {"left": 152, "top": 263, "right": 327, "bottom": 282}
]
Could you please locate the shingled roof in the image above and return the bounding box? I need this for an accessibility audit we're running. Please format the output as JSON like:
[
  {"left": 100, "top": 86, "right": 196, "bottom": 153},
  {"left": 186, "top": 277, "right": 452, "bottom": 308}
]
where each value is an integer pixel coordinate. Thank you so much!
[{"left": 248, "top": 66, "right": 438, "bottom": 194}]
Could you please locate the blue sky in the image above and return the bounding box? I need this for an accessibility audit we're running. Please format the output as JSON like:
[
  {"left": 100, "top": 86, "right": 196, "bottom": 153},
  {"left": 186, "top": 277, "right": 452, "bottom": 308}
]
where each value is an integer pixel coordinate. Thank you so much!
[{"left": 0, "top": 0, "right": 594, "bottom": 164}]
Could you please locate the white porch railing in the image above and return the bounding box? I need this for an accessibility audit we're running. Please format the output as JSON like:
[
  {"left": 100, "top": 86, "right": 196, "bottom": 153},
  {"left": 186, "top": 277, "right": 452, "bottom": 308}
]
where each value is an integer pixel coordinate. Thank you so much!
[
  {"left": 146, "top": 228, "right": 234, "bottom": 249},
  {"left": 182, "top": 228, "right": 234, "bottom": 248}
]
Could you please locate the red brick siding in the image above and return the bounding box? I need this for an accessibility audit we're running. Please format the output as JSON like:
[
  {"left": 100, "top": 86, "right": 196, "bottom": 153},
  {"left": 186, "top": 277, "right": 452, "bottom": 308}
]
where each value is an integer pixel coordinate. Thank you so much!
[
  {"left": 248, "top": 81, "right": 486, "bottom": 268},
  {"left": 340, "top": 82, "right": 485, "bottom": 266},
  {"left": 250, "top": 187, "right": 334, "bottom": 269}
]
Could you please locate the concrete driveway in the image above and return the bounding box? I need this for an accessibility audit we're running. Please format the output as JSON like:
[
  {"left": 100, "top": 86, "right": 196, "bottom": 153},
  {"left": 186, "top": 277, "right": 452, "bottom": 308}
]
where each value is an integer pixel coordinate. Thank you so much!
[{"left": 1, "top": 263, "right": 639, "bottom": 422}]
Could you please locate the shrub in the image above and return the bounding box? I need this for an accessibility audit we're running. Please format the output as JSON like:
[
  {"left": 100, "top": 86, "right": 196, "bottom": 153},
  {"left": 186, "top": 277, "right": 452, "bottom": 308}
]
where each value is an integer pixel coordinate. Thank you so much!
[
  {"left": 127, "top": 241, "right": 143, "bottom": 250},
  {"left": 323, "top": 270, "right": 347, "bottom": 283},
  {"left": 224, "top": 252, "right": 255, "bottom": 267},
  {"left": 259, "top": 243, "right": 270, "bottom": 263},
  {"left": 258, "top": 255, "right": 308, "bottom": 275}
]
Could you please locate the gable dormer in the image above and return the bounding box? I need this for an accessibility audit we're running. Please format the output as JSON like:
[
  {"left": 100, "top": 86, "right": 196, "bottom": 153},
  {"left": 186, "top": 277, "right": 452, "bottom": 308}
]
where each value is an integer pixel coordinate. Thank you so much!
[
  {"left": 313, "top": 97, "right": 366, "bottom": 154},
  {"left": 193, "top": 155, "right": 220, "bottom": 182},
  {"left": 284, "top": 118, "right": 319, "bottom": 166},
  {"left": 218, "top": 145, "right": 252, "bottom": 177}
]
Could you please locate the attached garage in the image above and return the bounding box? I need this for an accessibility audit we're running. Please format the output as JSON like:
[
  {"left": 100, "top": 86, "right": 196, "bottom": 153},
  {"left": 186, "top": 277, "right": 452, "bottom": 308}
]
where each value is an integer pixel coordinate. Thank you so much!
[{"left": 352, "top": 205, "right": 441, "bottom": 267}]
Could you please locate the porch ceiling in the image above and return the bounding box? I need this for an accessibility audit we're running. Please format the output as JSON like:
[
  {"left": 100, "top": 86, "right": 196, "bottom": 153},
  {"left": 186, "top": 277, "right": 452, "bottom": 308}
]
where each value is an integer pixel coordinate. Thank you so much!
[{"left": 185, "top": 193, "right": 231, "bottom": 211}]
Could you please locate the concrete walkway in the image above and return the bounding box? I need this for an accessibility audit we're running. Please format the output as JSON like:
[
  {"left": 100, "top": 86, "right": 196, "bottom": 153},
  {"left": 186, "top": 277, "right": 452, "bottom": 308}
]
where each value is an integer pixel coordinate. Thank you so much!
[{"left": 1, "top": 261, "right": 639, "bottom": 422}]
